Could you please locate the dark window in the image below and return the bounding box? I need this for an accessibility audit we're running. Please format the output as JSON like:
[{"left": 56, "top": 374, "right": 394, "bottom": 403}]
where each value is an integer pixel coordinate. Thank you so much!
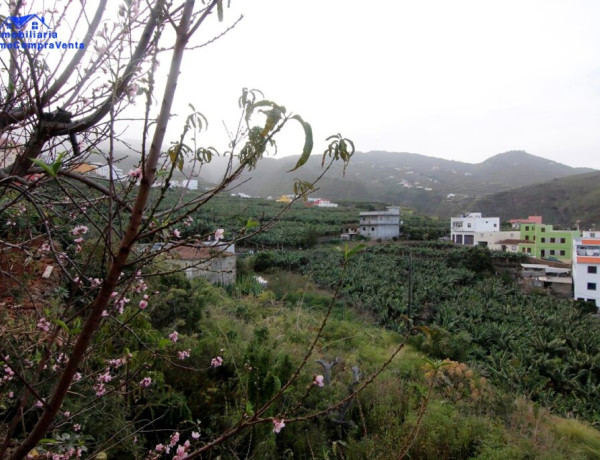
[
  {"left": 527, "top": 248, "right": 531, "bottom": 253},
  {"left": 550, "top": 238, "right": 556, "bottom": 243},
  {"left": 494, "top": 223, "right": 497, "bottom": 227},
  {"left": 525, "top": 226, "right": 529, "bottom": 231},
  {"left": 371, "top": 227, "right": 374, "bottom": 231},
  {"left": 541, "top": 238, "right": 546, "bottom": 243},
  {"left": 588, "top": 282, "right": 597, "bottom": 291},
  {"left": 560, "top": 250, "right": 565, "bottom": 256},
  {"left": 550, "top": 250, "right": 555, "bottom": 255},
  {"left": 588, "top": 266, "right": 598, "bottom": 274},
  {"left": 525, "top": 235, "right": 529, "bottom": 241},
  {"left": 541, "top": 227, "right": 546, "bottom": 232}
]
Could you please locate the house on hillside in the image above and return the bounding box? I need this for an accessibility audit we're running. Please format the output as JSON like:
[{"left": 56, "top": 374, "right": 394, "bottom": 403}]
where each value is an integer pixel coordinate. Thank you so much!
[
  {"left": 479, "top": 231, "right": 524, "bottom": 252},
  {"left": 358, "top": 206, "right": 400, "bottom": 240},
  {"left": 520, "top": 263, "right": 572, "bottom": 298},
  {"left": 450, "top": 213, "right": 500, "bottom": 246},
  {"left": 572, "top": 231, "right": 600, "bottom": 308},
  {"left": 340, "top": 225, "right": 358, "bottom": 241},
  {"left": 167, "top": 243, "right": 235, "bottom": 284},
  {"left": 509, "top": 215, "right": 543, "bottom": 229},
  {"left": 518, "top": 224, "right": 580, "bottom": 262}
]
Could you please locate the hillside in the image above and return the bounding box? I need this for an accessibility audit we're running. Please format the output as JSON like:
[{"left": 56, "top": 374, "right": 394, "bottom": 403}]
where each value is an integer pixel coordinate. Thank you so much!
[
  {"left": 200, "top": 150, "right": 594, "bottom": 215},
  {"left": 473, "top": 171, "right": 600, "bottom": 227}
]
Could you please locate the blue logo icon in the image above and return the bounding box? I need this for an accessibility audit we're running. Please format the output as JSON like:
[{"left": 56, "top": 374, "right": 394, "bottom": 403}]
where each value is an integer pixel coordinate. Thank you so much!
[{"left": 1, "top": 14, "right": 51, "bottom": 31}]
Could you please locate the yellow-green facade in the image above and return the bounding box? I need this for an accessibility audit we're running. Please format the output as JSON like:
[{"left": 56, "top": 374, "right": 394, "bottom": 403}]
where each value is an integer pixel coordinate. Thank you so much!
[{"left": 518, "top": 224, "right": 580, "bottom": 262}]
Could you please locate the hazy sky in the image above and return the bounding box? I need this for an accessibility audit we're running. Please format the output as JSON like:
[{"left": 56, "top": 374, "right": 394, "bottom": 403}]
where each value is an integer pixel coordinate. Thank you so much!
[{"left": 165, "top": 0, "right": 600, "bottom": 169}]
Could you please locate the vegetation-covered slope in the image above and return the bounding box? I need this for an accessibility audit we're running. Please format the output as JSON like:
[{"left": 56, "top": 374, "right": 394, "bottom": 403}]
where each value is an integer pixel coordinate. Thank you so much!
[{"left": 473, "top": 171, "right": 600, "bottom": 227}]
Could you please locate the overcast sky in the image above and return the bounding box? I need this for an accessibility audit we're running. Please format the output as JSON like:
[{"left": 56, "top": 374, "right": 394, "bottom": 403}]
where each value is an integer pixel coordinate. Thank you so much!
[{"left": 161, "top": 1, "right": 600, "bottom": 169}]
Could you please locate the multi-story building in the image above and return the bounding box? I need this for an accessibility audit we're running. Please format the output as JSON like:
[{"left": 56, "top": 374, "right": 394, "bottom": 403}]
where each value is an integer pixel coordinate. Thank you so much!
[
  {"left": 450, "top": 213, "right": 500, "bottom": 246},
  {"left": 573, "top": 231, "right": 600, "bottom": 308},
  {"left": 518, "top": 224, "right": 580, "bottom": 262},
  {"left": 358, "top": 206, "right": 400, "bottom": 240}
]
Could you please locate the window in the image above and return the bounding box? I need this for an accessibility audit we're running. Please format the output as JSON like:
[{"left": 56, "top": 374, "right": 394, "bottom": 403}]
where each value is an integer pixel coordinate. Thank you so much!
[
  {"left": 541, "top": 227, "right": 546, "bottom": 232},
  {"left": 527, "top": 248, "right": 531, "bottom": 253},
  {"left": 541, "top": 238, "right": 546, "bottom": 243},
  {"left": 560, "top": 250, "right": 565, "bottom": 256},
  {"left": 467, "top": 223, "right": 472, "bottom": 228},
  {"left": 525, "top": 226, "right": 530, "bottom": 231},
  {"left": 371, "top": 227, "right": 374, "bottom": 231},
  {"left": 587, "top": 282, "right": 597, "bottom": 291},
  {"left": 550, "top": 238, "right": 556, "bottom": 243},
  {"left": 550, "top": 250, "right": 555, "bottom": 255},
  {"left": 525, "top": 235, "right": 529, "bottom": 241},
  {"left": 588, "top": 266, "right": 598, "bottom": 274},
  {"left": 493, "top": 223, "right": 497, "bottom": 227},
  {"left": 560, "top": 238, "right": 566, "bottom": 244}
]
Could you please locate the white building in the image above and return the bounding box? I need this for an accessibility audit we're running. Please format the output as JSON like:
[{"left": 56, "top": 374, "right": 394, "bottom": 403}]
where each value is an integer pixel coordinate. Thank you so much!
[
  {"left": 573, "top": 231, "right": 600, "bottom": 308},
  {"left": 90, "top": 163, "right": 124, "bottom": 180},
  {"left": 451, "top": 212, "right": 500, "bottom": 246},
  {"left": 358, "top": 206, "right": 400, "bottom": 240},
  {"left": 477, "top": 231, "right": 523, "bottom": 252}
]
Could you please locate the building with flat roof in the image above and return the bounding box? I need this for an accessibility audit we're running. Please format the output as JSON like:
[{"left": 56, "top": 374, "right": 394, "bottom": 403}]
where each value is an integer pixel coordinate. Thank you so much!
[
  {"left": 518, "top": 224, "right": 580, "bottom": 262},
  {"left": 450, "top": 213, "right": 500, "bottom": 246},
  {"left": 573, "top": 231, "right": 600, "bottom": 308},
  {"left": 358, "top": 206, "right": 400, "bottom": 240}
]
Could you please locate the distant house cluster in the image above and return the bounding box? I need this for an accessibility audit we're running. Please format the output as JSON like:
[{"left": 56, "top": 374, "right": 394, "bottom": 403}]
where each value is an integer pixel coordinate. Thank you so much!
[
  {"left": 275, "top": 195, "right": 339, "bottom": 207},
  {"left": 450, "top": 212, "right": 600, "bottom": 309}
]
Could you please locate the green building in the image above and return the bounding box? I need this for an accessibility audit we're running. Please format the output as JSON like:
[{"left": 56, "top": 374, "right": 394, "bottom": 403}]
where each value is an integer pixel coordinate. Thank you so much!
[{"left": 518, "top": 224, "right": 580, "bottom": 262}]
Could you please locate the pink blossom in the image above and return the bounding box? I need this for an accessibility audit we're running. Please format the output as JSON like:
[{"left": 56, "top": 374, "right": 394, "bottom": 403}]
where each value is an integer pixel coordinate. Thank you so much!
[
  {"left": 101, "top": 310, "right": 108, "bottom": 317},
  {"left": 210, "top": 356, "right": 223, "bottom": 368},
  {"left": 139, "top": 376, "right": 152, "bottom": 388},
  {"left": 126, "top": 83, "right": 138, "bottom": 99},
  {"left": 169, "top": 331, "right": 179, "bottom": 343},
  {"left": 97, "top": 371, "right": 112, "bottom": 383},
  {"left": 313, "top": 375, "right": 325, "bottom": 387},
  {"left": 8, "top": 392, "right": 13, "bottom": 398},
  {"left": 173, "top": 444, "right": 188, "bottom": 460},
  {"left": 73, "top": 372, "right": 82, "bottom": 382},
  {"left": 73, "top": 424, "right": 81, "bottom": 432},
  {"left": 37, "top": 317, "right": 51, "bottom": 332},
  {"left": 71, "top": 225, "right": 88, "bottom": 236},
  {"left": 191, "top": 431, "right": 200, "bottom": 439},
  {"left": 74, "top": 237, "right": 83, "bottom": 244},
  {"left": 169, "top": 432, "right": 180, "bottom": 447},
  {"left": 272, "top": 418, "right": 285, "bottom": 433},
  {"left": 178, "top": 349, "right": 191, "bottom": 360},
  {"left": 128, "top": 167, "right": 142, "bottom": 179},
  {"left": 173, "top": 229, "right": 181, "bottom": 238},
  {"left": 215, "top": 228, "right": 224, "bottom": 241},
  {"left": 94, "top": 383, "right": 106, "bottom": 396},
  {"left": 139, "top": 300, "right": 148, "bottom": 309}
]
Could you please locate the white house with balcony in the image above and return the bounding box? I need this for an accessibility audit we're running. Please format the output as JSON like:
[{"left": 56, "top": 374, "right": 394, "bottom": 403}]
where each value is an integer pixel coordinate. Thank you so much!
[
  {"left": 451, "top": 212, "right": 500, "bottom": 246},
  {"left": 358, "top": 206, "right": 400, "bottom": 240},
  {"left": 573, "top": 231, "right": 600, "bottom": 308}
]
